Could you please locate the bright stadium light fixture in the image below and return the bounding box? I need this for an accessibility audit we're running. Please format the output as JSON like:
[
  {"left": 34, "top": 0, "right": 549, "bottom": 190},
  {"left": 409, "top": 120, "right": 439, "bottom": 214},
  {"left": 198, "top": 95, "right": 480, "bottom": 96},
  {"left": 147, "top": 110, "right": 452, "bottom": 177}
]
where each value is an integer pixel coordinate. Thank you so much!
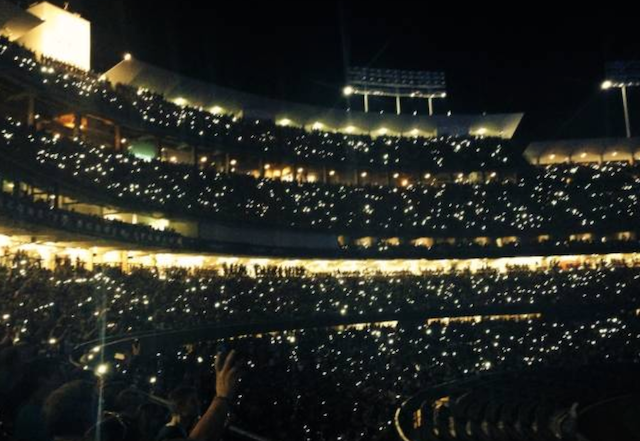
[
  {"left": 601, "top": 80, "right": 613, "bottom": 90},
  {"left": 312, "top": 122, "right": 324, "bottom": 130},
  {"left": 96, "top": 364, "right": 109, "bottom": 377},
  {"left": 343, "top": 86, "right": 354, "bottom": 96},
  {"left": 123, "top": 53, "right": 132, "bottom": 61}
]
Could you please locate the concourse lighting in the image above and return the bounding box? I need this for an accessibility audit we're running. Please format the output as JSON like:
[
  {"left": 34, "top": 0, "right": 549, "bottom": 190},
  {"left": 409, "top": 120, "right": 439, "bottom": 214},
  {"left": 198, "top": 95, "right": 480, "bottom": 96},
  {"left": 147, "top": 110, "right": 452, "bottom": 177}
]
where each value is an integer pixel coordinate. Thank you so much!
[
  {"left": 123, "top": 53, "right": 132, "bottom": 61},
  {"left": 343, "top": 86, "right": 354, "bottom": 96},
  {"left": 173, "top": 97, "right": 188, "bottom": 107},
  {"left": 601, "top": 80, "right": 613, "bottom": 90}
]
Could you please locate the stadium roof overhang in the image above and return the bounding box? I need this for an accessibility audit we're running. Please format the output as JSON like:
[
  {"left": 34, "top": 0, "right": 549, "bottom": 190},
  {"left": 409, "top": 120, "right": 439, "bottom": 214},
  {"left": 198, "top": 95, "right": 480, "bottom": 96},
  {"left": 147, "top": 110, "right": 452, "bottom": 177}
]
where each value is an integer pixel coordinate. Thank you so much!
[
  {"left": 525, "top": 137, "right": 640, "bottom": 165},
  {"left": 104, "top": 58, "right": 524, "bottom": 139},
  {"left": 0, "top": 0, "right": 44, "bottom": 41}
]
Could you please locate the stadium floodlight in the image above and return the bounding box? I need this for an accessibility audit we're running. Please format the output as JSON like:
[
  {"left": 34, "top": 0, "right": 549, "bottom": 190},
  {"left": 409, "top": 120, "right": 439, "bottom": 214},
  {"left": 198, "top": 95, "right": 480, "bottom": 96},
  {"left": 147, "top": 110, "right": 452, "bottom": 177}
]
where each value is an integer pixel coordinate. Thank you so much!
[
  {"left": 602, "top": 61, "right": 640, "bottom": 138},
  {"left": 344, "top": 67, "right": 447, "bottom": 116}
]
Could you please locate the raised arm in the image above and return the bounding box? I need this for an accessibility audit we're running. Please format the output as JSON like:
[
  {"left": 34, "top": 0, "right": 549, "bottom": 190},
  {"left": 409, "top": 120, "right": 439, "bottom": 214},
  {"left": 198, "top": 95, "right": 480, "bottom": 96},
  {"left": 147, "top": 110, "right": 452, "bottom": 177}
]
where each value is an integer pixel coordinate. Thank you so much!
[{"left": 188, "top": 350, "right": 240, "bottom": 441}]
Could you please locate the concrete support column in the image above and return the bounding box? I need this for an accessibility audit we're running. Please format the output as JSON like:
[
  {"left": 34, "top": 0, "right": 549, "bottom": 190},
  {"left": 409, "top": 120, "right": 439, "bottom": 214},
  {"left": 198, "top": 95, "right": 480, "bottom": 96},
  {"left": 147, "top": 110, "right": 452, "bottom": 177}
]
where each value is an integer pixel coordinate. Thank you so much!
[
  {"left": 120, "top": 251, "right": 130, "bottom": 273},
  {"left": 192, "top": 146, "right": 199, "bottom": 170},
  {"left": 73, "top": 113, "right": 82, "bottom": 138},
  {"left": 114, "top": 125, "right": 122, "bottom": 152},
  {"left": 26, "top": 94, "right": 36, "bottom": 127}
]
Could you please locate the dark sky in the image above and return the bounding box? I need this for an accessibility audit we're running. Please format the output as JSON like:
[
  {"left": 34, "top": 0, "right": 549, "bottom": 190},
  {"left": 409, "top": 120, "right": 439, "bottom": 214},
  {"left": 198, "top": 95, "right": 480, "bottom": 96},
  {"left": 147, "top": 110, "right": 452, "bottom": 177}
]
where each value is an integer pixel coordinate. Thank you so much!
[{"left": 37, "top": 1, "right": 640, "bottom": 144}]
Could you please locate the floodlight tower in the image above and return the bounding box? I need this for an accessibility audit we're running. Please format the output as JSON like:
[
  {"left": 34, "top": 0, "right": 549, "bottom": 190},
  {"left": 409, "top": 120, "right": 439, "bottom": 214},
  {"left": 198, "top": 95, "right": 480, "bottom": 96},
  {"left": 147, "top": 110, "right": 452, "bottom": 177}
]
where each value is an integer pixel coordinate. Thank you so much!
[{"left": 344, "top": 68, "right": 447, "bottom": 116}]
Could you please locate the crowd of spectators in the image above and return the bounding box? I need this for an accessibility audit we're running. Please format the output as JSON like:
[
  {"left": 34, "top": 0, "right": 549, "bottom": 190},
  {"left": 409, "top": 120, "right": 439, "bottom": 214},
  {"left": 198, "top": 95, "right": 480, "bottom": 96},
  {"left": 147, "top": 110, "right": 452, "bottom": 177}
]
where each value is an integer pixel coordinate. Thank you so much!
[
  {"left": 1, "top": 253, "right": 639, "bottom": 348},
  {"left": 0, "top": 252, "right": 638, "bottom": 440},
  {"left": 0, "top": 35, "right": 639, "bottom": 441},
  {"left": 0, "top": 36, "right": 523, "bottom": 172},
  {"left": 1, "top": 119, "right": 640, "bottom": 238},
  {"left": 1, "top": 301, "right": 638, "bottom": 440}
]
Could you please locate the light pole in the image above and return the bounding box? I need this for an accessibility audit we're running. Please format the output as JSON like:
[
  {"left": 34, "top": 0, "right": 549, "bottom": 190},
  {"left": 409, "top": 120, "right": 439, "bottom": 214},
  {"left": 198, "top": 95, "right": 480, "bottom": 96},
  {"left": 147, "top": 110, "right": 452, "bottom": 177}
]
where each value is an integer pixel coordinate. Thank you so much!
[
  {"left": 602, "top": 80, "right": 633, "bottom": 138},
  {"left": 621, "top": 85, "right": 631, "bottom": 139}
]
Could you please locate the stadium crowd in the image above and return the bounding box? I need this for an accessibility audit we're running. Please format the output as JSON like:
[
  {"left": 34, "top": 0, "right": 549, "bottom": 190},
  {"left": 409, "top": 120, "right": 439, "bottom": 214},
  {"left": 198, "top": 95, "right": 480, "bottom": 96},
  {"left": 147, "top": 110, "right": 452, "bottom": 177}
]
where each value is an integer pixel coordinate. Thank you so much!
[
  {"left": 1, "top": 118, "right": 640, "bottom": 238},
  {"left": 1, "top": 297, "right": 638, "bottom": 440},
  {"left": 1, "top": 253, "right": 639, "bottom": 348},
  {"left": 0, "top": 36, "right": 522, "bottom": 172},
  {"left": 0, "top": 29, "right": 638, "bottom": 441}
]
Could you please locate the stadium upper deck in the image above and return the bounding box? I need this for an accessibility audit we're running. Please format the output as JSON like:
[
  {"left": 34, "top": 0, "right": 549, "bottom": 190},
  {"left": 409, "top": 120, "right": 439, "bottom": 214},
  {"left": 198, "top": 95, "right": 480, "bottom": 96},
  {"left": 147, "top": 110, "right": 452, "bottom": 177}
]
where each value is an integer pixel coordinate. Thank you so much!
[{"left": 0, "top": 1, "right": 639, "bottom": 260}]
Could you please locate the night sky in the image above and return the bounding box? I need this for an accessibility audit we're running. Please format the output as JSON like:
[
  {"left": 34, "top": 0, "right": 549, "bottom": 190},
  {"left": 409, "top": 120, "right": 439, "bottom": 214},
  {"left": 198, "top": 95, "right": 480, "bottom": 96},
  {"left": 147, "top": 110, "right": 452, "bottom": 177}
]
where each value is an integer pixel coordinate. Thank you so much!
[{"left": 29, "top": 1, "right": 640, "bottom": 144}]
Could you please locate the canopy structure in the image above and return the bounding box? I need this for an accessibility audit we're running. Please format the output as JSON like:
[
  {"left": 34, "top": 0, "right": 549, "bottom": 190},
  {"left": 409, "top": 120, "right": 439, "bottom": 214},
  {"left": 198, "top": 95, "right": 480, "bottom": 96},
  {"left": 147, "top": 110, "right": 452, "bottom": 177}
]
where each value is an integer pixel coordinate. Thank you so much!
[
  {"left": 0, "top": 0, "right": 43, "bottom": 41},
  {"left": 525, "top": 137, "right": 640, "bottom": 165},
  {"left": 105, "top": 57, "right": 524, "bottom": 139}
]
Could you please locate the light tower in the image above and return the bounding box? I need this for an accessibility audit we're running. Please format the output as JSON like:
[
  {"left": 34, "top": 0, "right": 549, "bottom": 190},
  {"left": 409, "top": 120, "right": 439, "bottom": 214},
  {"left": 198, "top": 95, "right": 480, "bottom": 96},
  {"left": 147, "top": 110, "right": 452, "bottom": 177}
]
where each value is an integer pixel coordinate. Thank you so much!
[
  {"left": 602, "top": 61, "right": 640, "bottom": 138},
  {"left": 344, "top": 67, "right": 447, "bottom": 116}
]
